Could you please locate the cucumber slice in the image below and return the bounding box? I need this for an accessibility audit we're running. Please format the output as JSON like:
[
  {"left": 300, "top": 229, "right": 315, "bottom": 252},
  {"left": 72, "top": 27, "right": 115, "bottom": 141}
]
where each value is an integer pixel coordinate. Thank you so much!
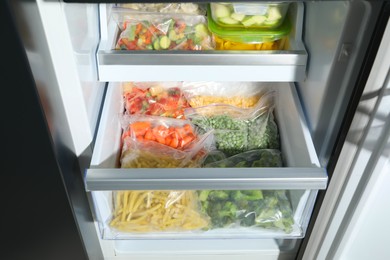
[
  {"left": 159, "top": 36, "right": 171, "bottom": 49},
  {"left": 242, "top": 15, "right": 266, "bottom": 27},
  {"left": 153, "top": 39, "right": 160, "bottom": 50},
  {"left": 231, "top": 13, "right": 246, "bottom": 22},
  {"left": 213, "top": 3, "right": 231, "bottom": 18},
  {"left": 219, "top": 17, "right": 240, "bottom": 25},
  {"left": 195, "top": 23, "right": 208, "bottom": 38},
  {"left": 267, "top": 7, "right": 282, "bottom": 21},
  {"left": 168, "top": 30, "right": 178, "bottom": 41}
]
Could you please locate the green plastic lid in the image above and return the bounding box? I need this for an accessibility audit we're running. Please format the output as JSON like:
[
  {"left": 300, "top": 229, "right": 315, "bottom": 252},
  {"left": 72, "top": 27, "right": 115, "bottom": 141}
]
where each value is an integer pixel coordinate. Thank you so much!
[{"left": 207, "top": 5, "right": 292, "bottom": 43}]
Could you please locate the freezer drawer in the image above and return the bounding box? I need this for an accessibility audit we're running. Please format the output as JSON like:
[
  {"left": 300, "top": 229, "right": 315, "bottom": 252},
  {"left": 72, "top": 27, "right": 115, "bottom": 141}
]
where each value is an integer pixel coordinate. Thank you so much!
[
  {"left": 96, "top": 3, "right": 307, "bottom": 82},
  {"left": 85, "top": 82, "right": 327, "bottom": 240}
]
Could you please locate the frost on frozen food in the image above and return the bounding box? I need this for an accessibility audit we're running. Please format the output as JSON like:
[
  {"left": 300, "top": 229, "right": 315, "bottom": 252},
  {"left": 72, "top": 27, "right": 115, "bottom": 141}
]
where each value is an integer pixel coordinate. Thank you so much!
[
  {"left": 110, "top": 190, "right": 209, "bottom": 232},
  {"left": 114, "top": 13, "right": 214, "bottom": 50}
]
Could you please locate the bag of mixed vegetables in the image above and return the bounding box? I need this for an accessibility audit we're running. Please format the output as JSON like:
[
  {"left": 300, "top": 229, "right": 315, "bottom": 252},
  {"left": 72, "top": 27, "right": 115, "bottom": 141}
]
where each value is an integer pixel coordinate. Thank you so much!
[
  {"left": 112, "top": 12, "right": 214, "bottom": 50},
  {"left": 110, "top": 190, "right": 210, "bottom": 233},
  {"left": 122, "top": 82, "right": 190, "bottom": 119},
  {"left": 120, "top": 129, "right": 215, "bottom": 168},
  {"left": 182, "top": 81, "right": 273, "bottom": 108},
  {"left": 115, "top": 3, "right": 206, "bottom": 15},
  {"left": 121, "top": 115, "right": 200, "bottom": 150},
  {"left": 185, "top": 92, "right": 280, "bottom": 156}
]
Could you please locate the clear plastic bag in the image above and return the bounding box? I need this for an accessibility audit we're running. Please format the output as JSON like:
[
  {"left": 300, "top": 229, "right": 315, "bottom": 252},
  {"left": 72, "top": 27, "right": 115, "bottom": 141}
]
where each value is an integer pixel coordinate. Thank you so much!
[
  {"left": 115, "top": 3, "right": 206, "bottom": 15},
  {"left": 120, "top": 115, "right": 199, "bottom": 150},
  {"left": 185, "top": 93, "right": 280, "bottom": 155},
  {"left": 120, "top": 129, "right": 215, "bottom": 168},
  {"left": 122, "top": 82, "right": 190, "bottom": 119},
  {"left": 112, "top": 12, "right": 214, "bottom": 50},
  {"left": 182, "top": 81, "right": 273, "bottom": 108},
  {"left": 203, "top": 149, "right": 283, "bottom": 168},
  {"left": 198, "top": 190, "right": 294, "bottom": 233},
  {"left": 110, "top": 190, "right": 210, "bottom": 232}
]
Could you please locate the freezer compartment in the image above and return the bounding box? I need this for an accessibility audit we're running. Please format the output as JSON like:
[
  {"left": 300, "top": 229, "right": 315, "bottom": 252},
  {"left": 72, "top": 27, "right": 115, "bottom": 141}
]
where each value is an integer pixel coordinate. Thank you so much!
[
  {"left": 96, "top": 3, "right": 307, "bottom": 82},
  {"left": 92, "top": 189, "right": 317, "bottom": 240},
  {"left": 86, "top": 81, "right": 326, "bottom": 239}
]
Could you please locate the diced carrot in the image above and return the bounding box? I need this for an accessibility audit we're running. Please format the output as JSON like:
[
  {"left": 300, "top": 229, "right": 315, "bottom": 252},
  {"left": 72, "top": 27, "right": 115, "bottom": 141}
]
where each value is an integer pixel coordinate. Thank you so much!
[
  {"left": 165, "top": 136, "right": 173, "bottom": 146},
  {"left": 130, "top": 121, "right": 151, "bottom": 136},
  {"left": 156, "top": 135, "right": 166, "bottom": 145},
  {"left": 144, "top": 130, "right": 155, "bottom": 141},
  {"left": 182, "top": 134, "right": 195, "bottom": 147},
  {"left": 135, "top": 23, "right": 142, "bottom": 34},
  {"left": 170, "top": 137, "right": 179, "bottom": 148}
]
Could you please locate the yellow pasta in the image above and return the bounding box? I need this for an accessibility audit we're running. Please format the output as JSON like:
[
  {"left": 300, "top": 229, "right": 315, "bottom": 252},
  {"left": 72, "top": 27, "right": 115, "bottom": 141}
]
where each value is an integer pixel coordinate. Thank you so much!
[{"left": 110, "top": 190, "right": 209, "bottom": 233}]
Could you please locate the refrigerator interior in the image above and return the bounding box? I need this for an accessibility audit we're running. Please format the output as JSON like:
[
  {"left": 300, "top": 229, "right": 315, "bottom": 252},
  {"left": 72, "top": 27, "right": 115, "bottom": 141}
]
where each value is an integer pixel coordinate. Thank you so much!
[{"left": 8, "top": 0, "right": 384, "bottom": 259}]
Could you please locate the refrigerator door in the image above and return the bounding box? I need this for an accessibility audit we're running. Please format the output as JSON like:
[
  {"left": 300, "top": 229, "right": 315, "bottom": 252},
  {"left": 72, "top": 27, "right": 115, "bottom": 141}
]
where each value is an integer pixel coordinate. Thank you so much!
[{"left": 302, "top": 15, "right": 390, "bottom": 260}]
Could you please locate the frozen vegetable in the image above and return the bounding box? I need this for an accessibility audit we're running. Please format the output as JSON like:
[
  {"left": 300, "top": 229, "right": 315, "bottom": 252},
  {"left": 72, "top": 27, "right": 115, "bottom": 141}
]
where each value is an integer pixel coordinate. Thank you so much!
[
  {"left": 121, "top": 115, "right": 198, "bottom": 150},
  {"left": 120, "top": 130, "right": 214, "bottom": 168},
  {"left": 203, "top": 149, "right": 283, "bottom": 168},
  {"left": 207, "top": 7, "right": 291, "bottom": 51},
  {"left": 185, "top": 98, "right": 280, "bottom": 155},
  {"left": 110, "top": 190, "right": 209, "bottom": 232},
  {"left": 114, "top": 13, "right": 214, "bottom": 50},
  {"left": 122, "top": 82, "right": 190, "bottom": 118},
  {"left": 210, "top": 3, "right": 290, "bottom": 28},
  {"left": 117, "top": 3, "right": 206, "bottom": 15},
  {"left": 198, "top": 189, "right": 294, "bottom": 232}
]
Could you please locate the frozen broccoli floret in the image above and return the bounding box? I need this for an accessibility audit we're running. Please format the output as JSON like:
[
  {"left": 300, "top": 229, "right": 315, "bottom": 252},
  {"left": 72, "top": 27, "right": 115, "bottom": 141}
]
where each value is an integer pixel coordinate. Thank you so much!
[
  {"left": 208, "top": 190, "right": 229, "bottom": 201},
  {"left": 198, "top": 190, "right": 211, "bottom": 202},
  {"left": 231, "top": 190, "right": 263, "bottom": 201}
]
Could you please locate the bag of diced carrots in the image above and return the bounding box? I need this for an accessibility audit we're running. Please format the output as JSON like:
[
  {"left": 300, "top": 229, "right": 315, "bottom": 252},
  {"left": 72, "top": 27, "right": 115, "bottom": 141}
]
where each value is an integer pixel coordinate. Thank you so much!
[{"left": 119, "top": 117, "right": 215, "bottom": 168}]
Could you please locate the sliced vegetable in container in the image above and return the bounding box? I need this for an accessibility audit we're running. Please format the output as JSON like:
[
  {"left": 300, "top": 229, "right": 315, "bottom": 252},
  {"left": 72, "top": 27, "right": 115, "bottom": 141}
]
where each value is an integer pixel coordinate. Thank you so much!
[
  {"left": 122, "top": 82, "right": 190, "bottom": 119},
  {"left": 210, "top": 2, "right": 290, "bottom": 29},
  {"left": 112, "top": 11, "right": 214, "bottom": 50}
]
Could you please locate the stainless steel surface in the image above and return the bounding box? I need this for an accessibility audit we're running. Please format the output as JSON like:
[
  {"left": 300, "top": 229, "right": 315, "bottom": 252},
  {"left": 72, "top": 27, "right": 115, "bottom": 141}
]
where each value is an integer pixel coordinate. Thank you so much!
[
  {"left": 85, "top": 168, "right": 327, "bottom": 191},
  {"left": 297, "top": 1, "right": 383, "bottom": 167}
]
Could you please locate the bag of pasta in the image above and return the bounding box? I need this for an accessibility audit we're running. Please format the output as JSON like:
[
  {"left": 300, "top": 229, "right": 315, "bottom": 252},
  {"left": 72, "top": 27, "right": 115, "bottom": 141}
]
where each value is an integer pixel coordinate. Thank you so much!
[
  {"left": 120, "top": 129, "right": 215, "bottom": 168},
  {"left": 122, "top": 82, "right": 190, "bottom": 119},
  {"left": 181, "top": 81, "right": 273, "bottom": 108},
  {"left": 110, "top": 190, "right": 210, "bottom": 233}
]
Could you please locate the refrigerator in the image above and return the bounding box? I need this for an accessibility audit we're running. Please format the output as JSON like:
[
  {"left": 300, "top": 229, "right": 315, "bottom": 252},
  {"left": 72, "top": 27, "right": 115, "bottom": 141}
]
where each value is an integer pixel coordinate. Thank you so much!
[{"left": 2, "top": 0, "right": 390, "bottom": 259}]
